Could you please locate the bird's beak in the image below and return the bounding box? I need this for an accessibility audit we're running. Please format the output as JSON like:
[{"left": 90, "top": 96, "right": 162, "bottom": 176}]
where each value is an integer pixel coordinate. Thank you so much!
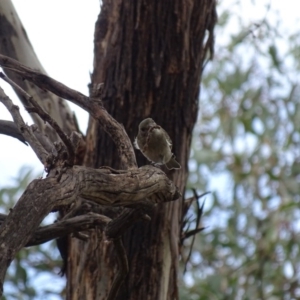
[{"left": 148, "top": 125, "right": 160, "bottom": 133}]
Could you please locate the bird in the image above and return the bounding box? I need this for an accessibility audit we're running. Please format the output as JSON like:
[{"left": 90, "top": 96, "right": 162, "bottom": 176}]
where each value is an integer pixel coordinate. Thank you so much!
[{"left": 134, "top": 118, "right": 181, "bottom": 170}]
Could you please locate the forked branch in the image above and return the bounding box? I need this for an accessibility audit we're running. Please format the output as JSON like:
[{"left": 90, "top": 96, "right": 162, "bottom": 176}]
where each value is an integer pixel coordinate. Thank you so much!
[{"left": 0, "top": 72, "right": 76, "bottom": 165}]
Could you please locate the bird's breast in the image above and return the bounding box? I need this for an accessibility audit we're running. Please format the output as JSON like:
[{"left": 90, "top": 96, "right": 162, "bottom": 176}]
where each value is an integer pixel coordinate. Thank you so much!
[{"left": 144, "top": 129, "right": 172, "bottom": 163}]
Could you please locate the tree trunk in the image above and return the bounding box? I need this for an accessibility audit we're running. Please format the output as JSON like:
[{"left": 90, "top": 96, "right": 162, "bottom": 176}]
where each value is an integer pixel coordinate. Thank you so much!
[{"left": 67, "top": 1, "right": 216, "bottom": 299}]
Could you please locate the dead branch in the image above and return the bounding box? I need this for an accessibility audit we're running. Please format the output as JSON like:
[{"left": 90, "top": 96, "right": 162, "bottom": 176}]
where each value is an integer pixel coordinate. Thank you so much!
[
  {"left": 27, "top": 213, "right": 111, "bottom": 247},
  {"left": 0, "top": 164, "right": 180, "bottom": 293},
  {"left": 0, "top": 119, "right": 27, "bottom": 145},
  {"left": 71, "top": 165, "right": 180, "bottom": 206},
  {"left": 0, "top": 85, "right": 49, "bottom": 163},
  {"left": 0, "top": 54, "right": 136, "bottom": 169},
  {"left": 181, "top": 227, "right": 205, "bottom": 241},
  {"left": 181, "top": 190, "right": 208, "bottom": 273},
  {"left": 0, "top": 72, "right": 75, "bottom": 164}
]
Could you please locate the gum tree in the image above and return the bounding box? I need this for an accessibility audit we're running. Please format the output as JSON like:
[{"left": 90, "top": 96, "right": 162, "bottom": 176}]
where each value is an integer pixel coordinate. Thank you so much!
[{"left": 0, "top": 0, "right": 216, "bottom": 299}]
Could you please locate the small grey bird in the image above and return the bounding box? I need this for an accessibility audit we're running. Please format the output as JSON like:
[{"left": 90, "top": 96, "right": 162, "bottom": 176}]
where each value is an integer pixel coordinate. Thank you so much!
[{"left": 134, "top": 118, "right": 181, "bottom": 170}]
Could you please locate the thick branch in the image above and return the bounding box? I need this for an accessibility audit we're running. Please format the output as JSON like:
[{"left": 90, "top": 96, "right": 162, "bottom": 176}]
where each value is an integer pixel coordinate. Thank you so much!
[
  {"left": 27, "top": 213, "right": 111, "bottom": 247},
  {"left": 0, "top": 164, "right": 180, "bottom": 293},
  {"left": 0, "top": 212, "right": 111, "bottom": 247},
  {"left": 0, "top": 54, "right": 136, "bottom": 169},
  {"left": 72, "top": 165, "right": 180, "bottom": 206}
]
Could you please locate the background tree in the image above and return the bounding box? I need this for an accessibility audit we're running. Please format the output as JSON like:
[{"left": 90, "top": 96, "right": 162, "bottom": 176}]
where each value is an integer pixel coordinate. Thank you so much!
[{"left": 180, "top": 2, "right": 300, "bottom": 299}]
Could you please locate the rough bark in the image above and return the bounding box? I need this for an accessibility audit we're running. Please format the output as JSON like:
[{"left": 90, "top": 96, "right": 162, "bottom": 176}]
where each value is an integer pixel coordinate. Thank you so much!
[
  {"left": 0, "top": 154, "right": 179, "bottom": 293},
  {"left": 0, "top": 56, "right": 180, "bottom": 297},
  {"left": 68, "top": 0, "right": 216, "bottom": 299}
]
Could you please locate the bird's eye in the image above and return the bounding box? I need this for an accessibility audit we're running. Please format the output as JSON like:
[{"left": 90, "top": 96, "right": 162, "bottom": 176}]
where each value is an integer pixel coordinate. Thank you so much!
[{"left": 141, "top": 127, "right": 147, "bottom": 132}]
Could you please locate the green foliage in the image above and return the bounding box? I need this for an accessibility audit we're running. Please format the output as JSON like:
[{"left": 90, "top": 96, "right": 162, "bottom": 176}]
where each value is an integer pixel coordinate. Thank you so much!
[
  {"left": 0, "top": 167, "right": 65, "bottom": 300},
  {"left": 181, "top": 1, "right": 300, "bottom": 300}
]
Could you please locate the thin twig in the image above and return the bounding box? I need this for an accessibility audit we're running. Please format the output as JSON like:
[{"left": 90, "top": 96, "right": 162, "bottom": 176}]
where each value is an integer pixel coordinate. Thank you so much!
[
  {"left": 0, "top": 85, "right": 48, "bottom": 163},
  {"left": 183, "top": 190, "right": 208, "bottom": 273},
  {"left": 182, "top": 227, "right": 206, "bottom": 240}
]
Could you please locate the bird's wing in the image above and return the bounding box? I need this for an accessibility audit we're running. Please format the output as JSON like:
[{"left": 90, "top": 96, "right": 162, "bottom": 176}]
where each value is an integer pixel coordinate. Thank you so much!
[
  {"left": 133, "top": 137, "right": 140, "bottom": 149},
  {"left": 162, "top": 128, "right": 173, "bottom": 150},
  {"left": 166, "top": 138, "right": 172, "bottom": 149}
]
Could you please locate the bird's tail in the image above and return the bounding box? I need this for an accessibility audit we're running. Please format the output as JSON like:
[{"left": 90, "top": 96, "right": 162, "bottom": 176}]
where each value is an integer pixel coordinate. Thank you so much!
[{"left": 165, "top": 156, "right": 181, "bottom": 170}]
